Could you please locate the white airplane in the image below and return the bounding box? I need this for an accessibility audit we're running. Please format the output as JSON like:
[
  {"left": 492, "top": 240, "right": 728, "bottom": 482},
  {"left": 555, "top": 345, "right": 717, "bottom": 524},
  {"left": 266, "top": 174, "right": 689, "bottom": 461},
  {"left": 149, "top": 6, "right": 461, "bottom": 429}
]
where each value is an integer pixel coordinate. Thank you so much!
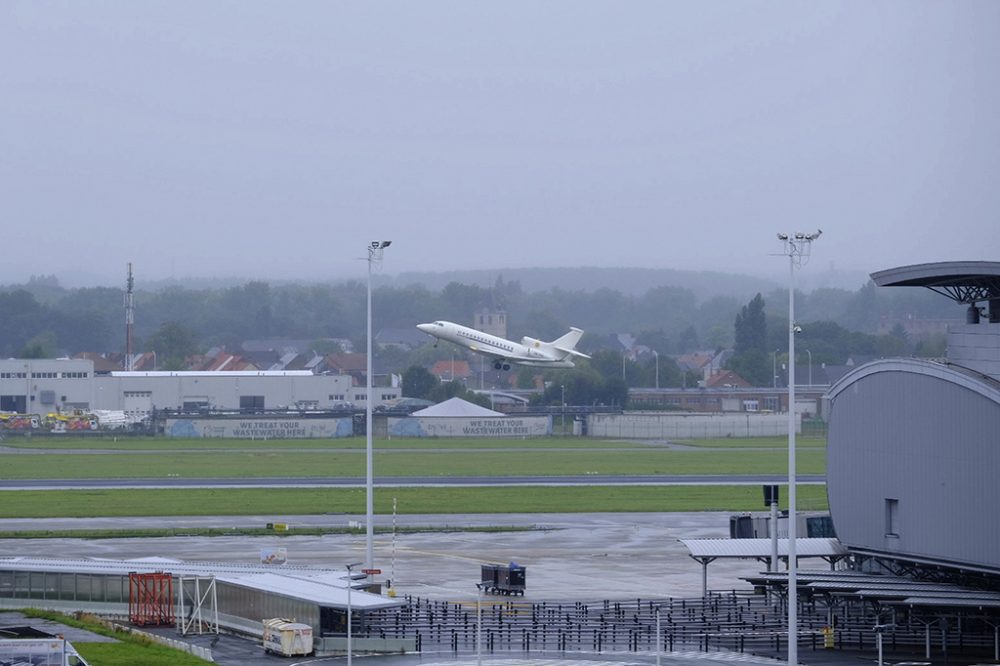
[{"left": 416, "top": 320, "right": 590, "bottom": 370}]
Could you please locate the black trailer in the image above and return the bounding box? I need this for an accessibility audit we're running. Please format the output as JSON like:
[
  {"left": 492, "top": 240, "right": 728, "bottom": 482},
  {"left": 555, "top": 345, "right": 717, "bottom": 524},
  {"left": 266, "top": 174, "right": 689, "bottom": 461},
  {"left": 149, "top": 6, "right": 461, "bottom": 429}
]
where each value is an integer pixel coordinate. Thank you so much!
[{"left": 480, "top": 563, "right": 526, "bottom": 596}]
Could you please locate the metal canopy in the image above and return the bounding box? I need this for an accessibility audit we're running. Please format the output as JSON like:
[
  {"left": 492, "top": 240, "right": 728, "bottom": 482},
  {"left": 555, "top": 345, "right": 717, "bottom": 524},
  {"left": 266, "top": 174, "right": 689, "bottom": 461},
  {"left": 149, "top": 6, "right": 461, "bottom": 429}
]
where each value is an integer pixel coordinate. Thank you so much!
[
  {"left": 744, "top": 569, "right": 1000, "bottom": 610},
  {"left": 892, "top": 596, "right": 1000, "bottom": 608},
  {"left": 681, "top": 538, "right": 847, "bottom": 560},
  {"left": 870, "top": 261, "right": 1000, "bottom": 305}
]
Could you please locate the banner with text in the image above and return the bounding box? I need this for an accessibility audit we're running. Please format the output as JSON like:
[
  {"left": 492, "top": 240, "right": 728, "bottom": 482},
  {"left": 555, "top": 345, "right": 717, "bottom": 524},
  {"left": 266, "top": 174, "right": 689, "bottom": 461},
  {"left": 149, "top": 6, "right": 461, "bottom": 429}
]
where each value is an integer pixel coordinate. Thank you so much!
[
  {"left": 388, "top": 415, "right": 551, "bottom": 438},
  {"left": 165, "top": 417, "right": 353, "bottom": 439}
]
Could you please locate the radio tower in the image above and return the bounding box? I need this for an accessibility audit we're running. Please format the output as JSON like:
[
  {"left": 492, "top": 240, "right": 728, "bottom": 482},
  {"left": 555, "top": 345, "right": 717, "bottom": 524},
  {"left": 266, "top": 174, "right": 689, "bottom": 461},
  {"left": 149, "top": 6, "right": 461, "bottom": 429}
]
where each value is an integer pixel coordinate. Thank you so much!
[{"left": 125, "top": 263, "right": 135, "bottom": 371}]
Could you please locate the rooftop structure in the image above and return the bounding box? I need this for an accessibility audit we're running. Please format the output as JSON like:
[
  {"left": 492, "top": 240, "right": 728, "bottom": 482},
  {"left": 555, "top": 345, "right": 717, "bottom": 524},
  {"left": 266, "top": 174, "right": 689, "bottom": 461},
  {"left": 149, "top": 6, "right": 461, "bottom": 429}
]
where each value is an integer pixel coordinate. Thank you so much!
[{"left": 827, "top": 261, "right": 1000, "bottom": 578}]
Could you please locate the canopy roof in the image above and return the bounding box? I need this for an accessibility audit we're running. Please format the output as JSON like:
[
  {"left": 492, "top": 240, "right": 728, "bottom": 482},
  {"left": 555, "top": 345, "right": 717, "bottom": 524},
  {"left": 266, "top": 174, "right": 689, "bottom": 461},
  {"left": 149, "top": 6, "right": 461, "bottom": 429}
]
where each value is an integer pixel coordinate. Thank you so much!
[
  {"left": 870, "top": 261, "right": 1000, "bottom": 304},
  {"left": 410, "top": 397, "right": 504, "bottom": 417}
]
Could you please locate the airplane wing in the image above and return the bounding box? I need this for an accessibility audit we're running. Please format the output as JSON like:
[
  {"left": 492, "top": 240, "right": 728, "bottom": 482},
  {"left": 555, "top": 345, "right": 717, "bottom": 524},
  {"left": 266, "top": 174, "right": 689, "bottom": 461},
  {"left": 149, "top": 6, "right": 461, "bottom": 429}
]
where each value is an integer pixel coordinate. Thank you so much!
[{"left": 553, "top": 347, "right": 591, "bottom": 359}]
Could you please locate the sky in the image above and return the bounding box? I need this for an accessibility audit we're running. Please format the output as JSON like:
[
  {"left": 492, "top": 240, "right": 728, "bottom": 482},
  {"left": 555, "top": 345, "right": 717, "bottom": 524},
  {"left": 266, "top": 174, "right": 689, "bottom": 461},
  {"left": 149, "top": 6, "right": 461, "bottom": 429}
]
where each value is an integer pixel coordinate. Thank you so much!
[{"left": 2, "top": 2, "right": 999, "bottom": 288}]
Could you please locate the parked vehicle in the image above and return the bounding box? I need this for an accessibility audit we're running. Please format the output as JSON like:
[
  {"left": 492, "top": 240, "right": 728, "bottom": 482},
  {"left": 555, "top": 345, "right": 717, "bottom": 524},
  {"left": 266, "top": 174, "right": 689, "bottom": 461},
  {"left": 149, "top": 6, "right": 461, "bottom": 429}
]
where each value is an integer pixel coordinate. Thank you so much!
[
  {"left": 262, "top": 618, "right": 313, "bottom": 657},
  {"left": 480, "top": 562, "right": 526, "bottom": 596}
]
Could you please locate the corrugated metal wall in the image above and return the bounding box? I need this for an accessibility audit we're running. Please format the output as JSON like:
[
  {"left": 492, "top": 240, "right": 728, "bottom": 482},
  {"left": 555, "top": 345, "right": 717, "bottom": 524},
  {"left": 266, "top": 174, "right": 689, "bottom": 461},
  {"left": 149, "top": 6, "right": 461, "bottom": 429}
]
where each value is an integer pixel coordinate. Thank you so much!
[{"left": 827, "top": 360, "right": 1000, "bottom": 571}]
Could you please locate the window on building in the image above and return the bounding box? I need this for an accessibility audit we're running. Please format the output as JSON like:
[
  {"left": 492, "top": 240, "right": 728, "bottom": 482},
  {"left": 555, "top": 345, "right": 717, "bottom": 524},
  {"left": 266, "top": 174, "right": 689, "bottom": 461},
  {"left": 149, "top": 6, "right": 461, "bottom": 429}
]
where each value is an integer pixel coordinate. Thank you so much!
[
  {"left": 239, "top": 395, "right": 265, "bottom": 413},
  {"left": 0, "top": 395, "right": 27, "bottom": 412},
  {"left": 885, "top": 498, "right": 899, "bottom": 537}
]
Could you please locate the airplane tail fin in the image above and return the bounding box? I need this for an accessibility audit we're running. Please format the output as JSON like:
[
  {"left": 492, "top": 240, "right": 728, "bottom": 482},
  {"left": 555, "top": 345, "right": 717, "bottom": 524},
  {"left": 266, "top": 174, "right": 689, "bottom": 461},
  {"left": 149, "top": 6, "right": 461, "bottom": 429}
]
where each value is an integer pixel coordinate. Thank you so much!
[{"left": 549, "top": 327, "right": 590, "bottom": 359}]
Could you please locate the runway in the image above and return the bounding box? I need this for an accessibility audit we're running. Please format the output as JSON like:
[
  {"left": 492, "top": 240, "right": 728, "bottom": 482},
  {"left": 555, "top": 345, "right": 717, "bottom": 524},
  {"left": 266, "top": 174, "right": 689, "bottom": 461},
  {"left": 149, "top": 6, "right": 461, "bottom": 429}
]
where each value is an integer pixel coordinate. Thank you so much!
[{"left": 0, "top": 475, "right": 825, "bottom": 490}]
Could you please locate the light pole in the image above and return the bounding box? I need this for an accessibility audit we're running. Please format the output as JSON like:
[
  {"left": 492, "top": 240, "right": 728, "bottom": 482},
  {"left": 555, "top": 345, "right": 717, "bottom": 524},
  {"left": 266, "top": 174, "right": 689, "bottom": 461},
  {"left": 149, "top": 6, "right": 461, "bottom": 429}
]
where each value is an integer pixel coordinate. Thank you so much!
[
  {"left": 345, "top": 561, "right": 363, "bottom": 666},
  {"left": 776, "top": 230, "right": 821, "bottom": 666},
  {"left": 476, "top": 582, "right": 485, "bottom": 666},
  {"left": 655, "top": 604, "right": 662, "bottom": 666},
  {"left": 560, "top": 384, "right": 565, "bottom": 434},
  {"left": 653, "top": 350, "right": 659, "bottom": 389},
  {"left": 773, "top": 350, "right": 779, "bottom": 389},
  {"left": 805, "top": 349, "right": 812, "bottom": 387},
  {"left": 366, "top": 241, "right": 390, "bottom": 571}
]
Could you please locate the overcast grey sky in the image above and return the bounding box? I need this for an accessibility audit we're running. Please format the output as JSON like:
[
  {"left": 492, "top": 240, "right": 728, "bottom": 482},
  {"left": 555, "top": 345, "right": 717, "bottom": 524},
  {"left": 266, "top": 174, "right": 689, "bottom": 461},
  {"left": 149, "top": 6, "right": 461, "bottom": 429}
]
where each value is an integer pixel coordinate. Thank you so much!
[{"left": 2, "top": 2, "right": 998, "bottom": 287}]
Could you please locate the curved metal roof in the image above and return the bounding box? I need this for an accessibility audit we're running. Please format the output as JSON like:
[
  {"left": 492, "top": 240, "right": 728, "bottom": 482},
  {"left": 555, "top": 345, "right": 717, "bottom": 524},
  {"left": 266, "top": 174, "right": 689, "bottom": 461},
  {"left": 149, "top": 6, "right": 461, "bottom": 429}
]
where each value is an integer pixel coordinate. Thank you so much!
[
  {"left": 870, "top": 261, "right": 1000, "bottom": 304},
  {"left": 826, "top": 358, "right": 1000, "bottom": 403}
]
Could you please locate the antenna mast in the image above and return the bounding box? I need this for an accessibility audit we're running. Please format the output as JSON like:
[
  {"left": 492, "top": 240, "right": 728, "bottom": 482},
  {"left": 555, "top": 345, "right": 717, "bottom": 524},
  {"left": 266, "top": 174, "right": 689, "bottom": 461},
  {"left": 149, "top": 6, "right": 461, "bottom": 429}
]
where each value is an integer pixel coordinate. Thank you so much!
[{"left": 125, "top": 262, "right": 135, "bottom": 371}]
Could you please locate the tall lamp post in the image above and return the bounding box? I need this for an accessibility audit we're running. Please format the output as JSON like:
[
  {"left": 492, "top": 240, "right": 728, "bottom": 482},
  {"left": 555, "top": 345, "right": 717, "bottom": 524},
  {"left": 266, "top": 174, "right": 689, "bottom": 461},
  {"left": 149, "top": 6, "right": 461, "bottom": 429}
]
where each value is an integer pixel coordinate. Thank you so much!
[
  {"left": 805, "top": 349, "right": 812, "bottom": 387},
  {"left": 366, "top": 241, "right": 391, "bottom": 571},
  {"left": 345, "top": 561, "right": 363, "bottom": 666},
  {"left": 561, "top": 384, "right": 566, "bottom": 434},
  {"left": 654, "top": 350, "right": 659, "bottom": 389},
  {"left": 776, "top": 230, "right": 821, "bottom": 666}
]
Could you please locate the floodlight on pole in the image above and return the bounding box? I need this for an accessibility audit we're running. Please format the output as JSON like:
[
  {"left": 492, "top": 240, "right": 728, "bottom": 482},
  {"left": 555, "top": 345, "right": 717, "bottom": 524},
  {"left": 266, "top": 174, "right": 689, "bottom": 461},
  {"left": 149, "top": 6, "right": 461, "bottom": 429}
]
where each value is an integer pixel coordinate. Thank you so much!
[
  {"left": 805, "top": 349, "right": 812, "bottom": 387},
  {"left": 776, "top": 229, "right": 820, "bottom": 666},
  {"left": 366, "top": 241, "right": 390, "bottom": 571}
]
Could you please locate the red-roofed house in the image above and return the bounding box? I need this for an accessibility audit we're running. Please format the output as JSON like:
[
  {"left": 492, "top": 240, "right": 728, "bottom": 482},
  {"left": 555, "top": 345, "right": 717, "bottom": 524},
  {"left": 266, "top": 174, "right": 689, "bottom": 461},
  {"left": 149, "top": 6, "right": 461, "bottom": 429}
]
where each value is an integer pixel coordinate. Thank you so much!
[
  {"left": 704, "top": 369, "right": 752, "bottom": 389},
  {"left": 429, "top": 359, "right": 473, "bottom": 382}
]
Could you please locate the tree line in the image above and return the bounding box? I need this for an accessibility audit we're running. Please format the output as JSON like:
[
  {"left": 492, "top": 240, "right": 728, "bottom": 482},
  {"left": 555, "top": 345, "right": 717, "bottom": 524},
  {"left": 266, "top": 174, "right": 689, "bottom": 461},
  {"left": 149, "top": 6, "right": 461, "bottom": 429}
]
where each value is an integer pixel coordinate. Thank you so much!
[{"left": 1, "top": 273, "right": 954, "bottom": 396}]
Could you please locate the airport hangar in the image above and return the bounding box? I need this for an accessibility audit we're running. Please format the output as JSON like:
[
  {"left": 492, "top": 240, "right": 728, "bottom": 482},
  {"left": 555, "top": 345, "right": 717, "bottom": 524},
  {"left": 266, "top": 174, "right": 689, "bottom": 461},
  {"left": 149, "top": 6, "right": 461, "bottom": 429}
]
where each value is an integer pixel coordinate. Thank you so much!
[
  {"left": 730, "top": 262, "right": 1000, "bottom": 655},
  {"left": 0, "top": 360, "right": 400, "bottom": 428}
]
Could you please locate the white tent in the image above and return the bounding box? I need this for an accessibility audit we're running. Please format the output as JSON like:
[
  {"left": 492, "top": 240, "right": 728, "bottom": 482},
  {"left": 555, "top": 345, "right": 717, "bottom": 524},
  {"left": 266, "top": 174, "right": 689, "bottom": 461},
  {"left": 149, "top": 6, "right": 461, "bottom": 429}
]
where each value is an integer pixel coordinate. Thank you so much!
[{"left": 409, "top": 397, "right": 503, "bottom": 417}]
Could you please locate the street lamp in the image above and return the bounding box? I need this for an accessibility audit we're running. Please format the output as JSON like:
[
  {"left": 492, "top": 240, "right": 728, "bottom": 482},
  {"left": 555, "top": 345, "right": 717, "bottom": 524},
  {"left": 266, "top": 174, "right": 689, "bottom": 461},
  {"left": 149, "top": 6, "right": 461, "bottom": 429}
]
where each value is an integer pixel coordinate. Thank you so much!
[
  {"left": 475, "top": 582, "right": 486, "bottom": 666},
  {"left": 805, "top": 349, "right": 812, "bottom": 387},
  {"left": 772, "top": 350, "right": 779, "bottom": 389},
  {"left": 653, "top": 350, "right": 659, "bottom": 390},
  {"left": 560, "top": 384, "right": 566, "bottom": 434},
  {"left": 366, "top": 241, "right": 390, "bottom": 571},
  {"left": 776, "top": 230, "right": 821, "bottom": 666},
  {"left": 345, "top": 561, "right": 363, "bottom": 666}
]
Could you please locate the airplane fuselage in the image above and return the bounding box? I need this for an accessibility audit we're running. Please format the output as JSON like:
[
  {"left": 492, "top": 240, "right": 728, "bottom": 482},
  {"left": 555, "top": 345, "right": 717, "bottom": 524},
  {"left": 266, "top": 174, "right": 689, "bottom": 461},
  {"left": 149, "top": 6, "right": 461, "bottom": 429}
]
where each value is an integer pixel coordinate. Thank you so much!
[{"left": 416, "top": 321, "right": 584, "bottom": 369}]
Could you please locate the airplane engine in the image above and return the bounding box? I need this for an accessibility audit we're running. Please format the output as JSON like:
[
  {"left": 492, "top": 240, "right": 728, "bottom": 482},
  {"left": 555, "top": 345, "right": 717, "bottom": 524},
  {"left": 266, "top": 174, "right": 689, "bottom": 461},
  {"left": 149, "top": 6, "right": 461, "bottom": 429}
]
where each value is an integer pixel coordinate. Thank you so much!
[{"left": 521, "top": 337, "right": 542, "bottom": 348}]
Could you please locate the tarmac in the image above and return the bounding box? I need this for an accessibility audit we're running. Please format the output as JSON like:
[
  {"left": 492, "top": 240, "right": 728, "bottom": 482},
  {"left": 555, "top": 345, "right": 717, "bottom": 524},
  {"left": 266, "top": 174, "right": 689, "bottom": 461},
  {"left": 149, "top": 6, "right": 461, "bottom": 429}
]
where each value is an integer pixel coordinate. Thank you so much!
[
  {"left": 0, "top": 512, "right": 980, "bottom": 665},
  {"left": 0, "top": 512, "right": 763, "bottom": 601}
]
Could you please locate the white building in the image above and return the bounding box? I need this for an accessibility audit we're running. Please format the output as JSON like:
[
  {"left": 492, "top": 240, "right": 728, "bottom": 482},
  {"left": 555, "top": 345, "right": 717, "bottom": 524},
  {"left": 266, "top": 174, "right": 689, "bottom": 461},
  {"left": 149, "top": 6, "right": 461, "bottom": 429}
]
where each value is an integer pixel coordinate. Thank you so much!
[{"left": 0, "top": 359, "right": 400, "bottom": 420}]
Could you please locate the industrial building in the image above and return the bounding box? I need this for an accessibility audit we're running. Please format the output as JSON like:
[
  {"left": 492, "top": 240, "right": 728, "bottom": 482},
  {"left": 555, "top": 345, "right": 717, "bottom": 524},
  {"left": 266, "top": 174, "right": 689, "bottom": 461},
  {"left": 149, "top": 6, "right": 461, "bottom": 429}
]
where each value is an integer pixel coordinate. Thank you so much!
[{"left": 0, "top": 359, "right": 400, "bottom": 424}]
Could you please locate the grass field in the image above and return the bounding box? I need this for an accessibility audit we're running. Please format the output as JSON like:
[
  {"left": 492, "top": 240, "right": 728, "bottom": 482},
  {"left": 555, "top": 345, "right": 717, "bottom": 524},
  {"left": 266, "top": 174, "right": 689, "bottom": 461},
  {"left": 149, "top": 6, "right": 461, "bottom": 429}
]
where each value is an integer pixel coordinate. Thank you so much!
[
  {"left": 0, "top": 435, "right": 828, "bottom": 520},
  {"left": 0, "top": 484, "right": 829, "bottom": 519},
  {"left": 22, "top": 610, "right": 211, "bottom": 665},
  {"left": 2, "top": 435, "right": 826, "bottom": 450},
  {"left": 0, "top": 439, "right": 825, "bottom": 478}
]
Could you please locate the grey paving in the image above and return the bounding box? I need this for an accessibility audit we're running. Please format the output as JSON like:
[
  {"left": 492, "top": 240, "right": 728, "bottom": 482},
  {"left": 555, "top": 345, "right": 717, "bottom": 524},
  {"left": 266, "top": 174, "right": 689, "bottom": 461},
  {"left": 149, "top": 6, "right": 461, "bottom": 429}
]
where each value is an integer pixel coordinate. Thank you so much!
[{"left": 0, "top": 512, "right": 763, "bottom": 601}]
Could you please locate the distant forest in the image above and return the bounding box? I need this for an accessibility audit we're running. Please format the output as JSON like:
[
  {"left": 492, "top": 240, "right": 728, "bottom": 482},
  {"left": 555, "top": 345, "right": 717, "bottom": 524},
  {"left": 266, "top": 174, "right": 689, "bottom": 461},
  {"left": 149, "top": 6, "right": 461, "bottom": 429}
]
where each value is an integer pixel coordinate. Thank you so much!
[{"left": 0, "top": 268, "right": 959, "bottom": 374}]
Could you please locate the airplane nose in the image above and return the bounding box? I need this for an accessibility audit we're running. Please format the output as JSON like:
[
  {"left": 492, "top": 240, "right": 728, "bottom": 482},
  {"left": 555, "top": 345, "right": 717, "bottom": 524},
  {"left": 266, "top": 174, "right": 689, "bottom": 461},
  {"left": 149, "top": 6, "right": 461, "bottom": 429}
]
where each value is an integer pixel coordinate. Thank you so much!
[{"left": 416, "top": 323, "right": 434, "bottom": 334}]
